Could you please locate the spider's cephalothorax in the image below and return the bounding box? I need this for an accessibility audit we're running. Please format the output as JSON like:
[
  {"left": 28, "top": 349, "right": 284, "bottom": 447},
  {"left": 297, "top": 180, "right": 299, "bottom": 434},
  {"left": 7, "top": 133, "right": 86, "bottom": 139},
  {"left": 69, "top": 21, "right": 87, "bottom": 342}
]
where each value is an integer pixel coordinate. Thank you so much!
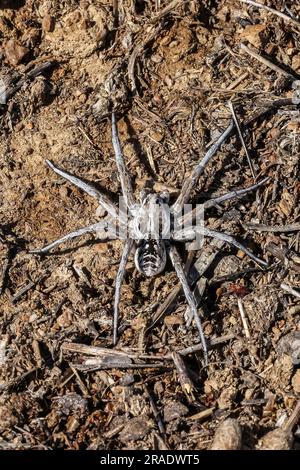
[{"left": 31, "top": 112, "right": 268, "bottom": 364}]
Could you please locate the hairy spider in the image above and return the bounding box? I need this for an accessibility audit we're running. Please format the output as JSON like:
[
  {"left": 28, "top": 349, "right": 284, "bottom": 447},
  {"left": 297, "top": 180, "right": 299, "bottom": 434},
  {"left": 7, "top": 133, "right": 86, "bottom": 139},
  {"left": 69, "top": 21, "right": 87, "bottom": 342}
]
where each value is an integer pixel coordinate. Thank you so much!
[{"left": 31, "top": 113, "right": 268, "bottom": 363}]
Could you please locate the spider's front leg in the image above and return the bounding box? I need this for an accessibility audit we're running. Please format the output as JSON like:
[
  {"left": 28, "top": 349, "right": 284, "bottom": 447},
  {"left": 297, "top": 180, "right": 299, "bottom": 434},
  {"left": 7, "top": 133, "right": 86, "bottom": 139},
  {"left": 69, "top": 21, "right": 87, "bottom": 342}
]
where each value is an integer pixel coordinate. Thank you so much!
[
  {"left": 46, "top": 160, "right": 118, "bottom": 218},
  {"left": 168, "top": 245, "right": 208, "bottom": 365},
  {"left": 172, "top": 120, "right": 234, "bottom": 214},
  {"left": 173, "top": 226, "right": 268, "bottom": 267},
  {"left": 111, "top": 113, "right": 137, "bottom": 211},
  {"left": 30, "top": 219, "right": 115, "bottom": 254}
]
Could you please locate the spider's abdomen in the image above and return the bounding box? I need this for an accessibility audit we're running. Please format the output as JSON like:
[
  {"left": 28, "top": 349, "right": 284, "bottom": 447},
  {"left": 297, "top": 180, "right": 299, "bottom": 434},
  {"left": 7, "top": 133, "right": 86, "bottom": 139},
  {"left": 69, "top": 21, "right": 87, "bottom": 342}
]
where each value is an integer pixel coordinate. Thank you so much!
[{"left": 135, "top": 240, "right": 167, "bottom": 277}]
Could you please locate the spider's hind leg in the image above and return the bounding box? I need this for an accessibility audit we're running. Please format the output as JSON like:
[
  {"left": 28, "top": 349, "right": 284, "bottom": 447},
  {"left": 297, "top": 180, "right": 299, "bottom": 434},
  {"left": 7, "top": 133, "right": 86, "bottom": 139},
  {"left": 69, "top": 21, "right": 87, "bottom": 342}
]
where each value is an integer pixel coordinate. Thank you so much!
[
  {"left": 168, "top": 245, "right": 208, "bottom": 365},
  {"left": 113, "top": 239, "right": 134, "bottom": 346}
]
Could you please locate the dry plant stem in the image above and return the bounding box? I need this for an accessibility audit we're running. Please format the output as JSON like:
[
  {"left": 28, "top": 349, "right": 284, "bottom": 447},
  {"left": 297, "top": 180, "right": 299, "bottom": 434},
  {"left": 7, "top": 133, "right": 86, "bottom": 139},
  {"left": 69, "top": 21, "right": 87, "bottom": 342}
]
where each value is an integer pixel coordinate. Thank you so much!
[
  {"left": 0, "top": 367, "right": 37, "bottom": 392},
  {"left": 246, "top": 222, "right": 300, "bottom": 232},
  {"left": 280, "top": 283, "right": 300, "bottom": 300},
  {"left": 74, "top": 361, "right": 169, "bottom": 371},
  {"left": 144, "top": 383, "right": 166, "bottom": 436},
  {"left": 240, "top": 43, "right": 297, "bottom": 80},
  {"left": 172, "top": 351, "right": 194, "bottom": 398},
  {"left": 12, "top": 272, "right": 48, "bottom": 303},
  {"left": 150, "top": 0, "right": 186, "bottom": 24},
  {"left": 238, "top": 0, "right": 300, "bottom": 28},
  {"left": 128, "top": 0, "right": 186, "bottom": 92},
  {"left": 283, "top": 400, "right": 300, "bottom": 433},
  {"left": 237, "top": 297, "right": 251, "bottom": 338},
  {"left": 228, "top": 101, "right": 256, "bottom": 179},
  {"left": 0, "top": 257, "right": 9, "bottom": 295},
  {"left": 1, "top": 61, "right": 55, "bottom": 102}
]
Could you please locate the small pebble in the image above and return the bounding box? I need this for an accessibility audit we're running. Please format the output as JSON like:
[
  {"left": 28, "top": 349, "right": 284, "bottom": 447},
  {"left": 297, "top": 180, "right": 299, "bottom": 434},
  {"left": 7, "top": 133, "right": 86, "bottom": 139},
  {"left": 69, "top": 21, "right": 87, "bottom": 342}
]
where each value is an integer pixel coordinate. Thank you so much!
[
  {"left": 256, "top": 428, "right": 293, "bottom": 450},
  {"left": 211, "top": 418, "right": 242, "bottom": 450},
  {"left": 4, "top": 39, "right": 29, "bottom": 66},
  {"left": 42, "top": 14, "right": 55, "bottom": 32}
]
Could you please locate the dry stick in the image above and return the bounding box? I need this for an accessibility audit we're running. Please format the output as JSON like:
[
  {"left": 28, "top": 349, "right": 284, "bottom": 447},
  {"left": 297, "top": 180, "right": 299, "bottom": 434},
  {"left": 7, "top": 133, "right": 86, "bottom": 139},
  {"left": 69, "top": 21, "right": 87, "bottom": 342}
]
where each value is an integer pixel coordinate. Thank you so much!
[
  {"left": 70, "top": 365, "right": 90, "bottom": 396},
  {"left": 150, "top": 0, "right": 186, "bottom": 24},
  {"left": 266, "top": 243, "right": 300, "bottom": 273},
  {"left": 246, "top": 222, "right": 300, "bottom": 232},
  {"left": 238, "top": 0, "right": 300, "bottom": 29},
  {"left": 210, "top": 267, "right": 261, "bottom": 286},
  {"left": 73, "top": 361, "right": 169, "bottom": 371},
  {"left": 1, "top": 61, "right": 55, "bottom": 103},
  {"left": 62, "top": 342, "right": 164, "bottom": 361},
  {"left": 172, "top": 351, "right": 194, "bottom": 399},
  {"left": 11, "top": 272, "right": 49, "bottom": 303},
  {"left": 144, "top": 383, "right": 166, "bottom": 436},
  {"left": 166, "top": 332, "right": 236, "bottom": 358},
  {"left": 0, "top": 367, "right": 37, "bottom": 392},
  {"left": 228, "top": 101, "right": 256, "bottom": 179},
  {"left": 237, "top": 298, "right": 251, "bottom": 339},
  {"left": 128, "top": 0, "right": 186, "bottom": 92},
  {"left": 0, "top": 257, "right": 9, "bottom": 295},
  {"left": 280, "top": 283, "right": 300, "bottom": 300},
  {"left": 240, "top": 43, "right": 297, "bottom": 80},
  {"left": 283, "top": 400, "right": 300, "bottom": 433}
]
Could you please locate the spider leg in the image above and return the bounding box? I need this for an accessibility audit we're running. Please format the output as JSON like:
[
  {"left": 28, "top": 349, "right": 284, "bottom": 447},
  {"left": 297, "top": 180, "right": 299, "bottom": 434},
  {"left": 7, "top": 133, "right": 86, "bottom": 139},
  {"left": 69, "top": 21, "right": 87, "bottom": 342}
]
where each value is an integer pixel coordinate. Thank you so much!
[
  {"left": 113, "top": 238, "right": 134, "bottom": 346},
  {"left": 203, "top": 177, "right": 270, "bottom": 210},
  {"left": 173, "top": 226, "right": 268, "bottom": 267},
  {"left": 30, "top": 219, "right": 114, "bottom": 254},
  {"left": 111, "top": 112, "right": 136, "bottom": 211},
  {"left": 172, "top": 120, "right": 234, "bottom": 214},
  {"left": 46, "top": 160, "right": 118, "bottom": 218},
  {"left": 178, "top": 177, "right": 270, "bottom": 227},
  {"left": 168, "top": 245, "right": 208, "bottom": 365}
]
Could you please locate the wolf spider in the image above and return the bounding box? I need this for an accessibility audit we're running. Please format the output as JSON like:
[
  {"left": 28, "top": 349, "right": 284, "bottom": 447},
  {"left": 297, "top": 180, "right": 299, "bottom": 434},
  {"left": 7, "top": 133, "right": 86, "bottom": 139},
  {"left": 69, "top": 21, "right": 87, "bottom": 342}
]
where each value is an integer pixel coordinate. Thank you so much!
[{"left": 31, "top": 113, "right": 268, "bottom": 363}]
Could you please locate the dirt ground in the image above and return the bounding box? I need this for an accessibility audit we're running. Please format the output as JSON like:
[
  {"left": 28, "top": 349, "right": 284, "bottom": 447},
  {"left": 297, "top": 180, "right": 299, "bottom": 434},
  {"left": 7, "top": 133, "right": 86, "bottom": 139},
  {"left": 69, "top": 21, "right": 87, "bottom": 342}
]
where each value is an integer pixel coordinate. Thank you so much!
[{"left": 0, "top": 0, "right": 300, "bottom": 451}]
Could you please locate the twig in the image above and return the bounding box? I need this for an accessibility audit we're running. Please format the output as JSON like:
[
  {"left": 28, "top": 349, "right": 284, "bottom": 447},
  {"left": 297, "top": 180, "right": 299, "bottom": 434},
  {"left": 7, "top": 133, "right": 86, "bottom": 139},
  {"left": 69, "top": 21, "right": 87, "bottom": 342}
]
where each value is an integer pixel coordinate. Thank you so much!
[
  {"left": 12, "top": 272, "right": 49, "bottom": 303},
  {"left": 237, "top": 298, "right": 251, "bottom": 338},
  {"left": 0, "top": 367, "right": 37, "bottom": 392},
  {"left": 150, "top": 0, "right": 186, "bottom": 24},
  {"left": 172, "top": 352, "right": 194, "bottom": 399},
  {"left": 188, "top": 408, "right": 214, "bottom": 421},
  {"left": 240, "top": 43, "right": 297, "bottom": 80},
  {"left": 144, "top": 383, "right": 166, "bottom": 436},
  {"left": 238, "top": 0, "right": 300, "bottom": 29},
  {"left": 62, "top": 342, "right": 164, "bottom": 361},
  {"left": 166, "top": 332, "right": 236, "bottom": 357},
  {"left": 280, "top": 283, "right": 300, "bottom": 300},
  {"left": 228, "top": 101, "right": 256, "bottom": 179},
  {"left": 246, "top": 222, "right": 300, "bottom": 232},
  {"left": 266, "top": 243, "right": 300, "bottom": 273},
  {"left": 70, "top": 365, "right": 90, "bottom": 396},
  {"left": 210, "top": 267, "right": 262, "bottom": 285},
  {"left": 147, "top": 251, "right": 194, "bottom": 331},
  {"left": 283, "top": 400, "right": 300, "bottom": 433},
  {"left": 0, "top": 256, "right": 9, "bottom": 295},
  {"left": 1, "top": 61, "right": 55, "bottom": 103},
  {"left": 73, "top": 361, "right": 169, "bottom": 371}
]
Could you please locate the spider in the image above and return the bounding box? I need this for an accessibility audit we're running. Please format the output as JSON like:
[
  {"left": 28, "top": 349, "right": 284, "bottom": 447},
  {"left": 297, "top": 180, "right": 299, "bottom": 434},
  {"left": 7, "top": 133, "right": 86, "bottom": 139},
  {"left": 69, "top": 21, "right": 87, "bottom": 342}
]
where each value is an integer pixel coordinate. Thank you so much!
[{"left": 31, "top": 113, "right": 268, "bottom": 363}]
